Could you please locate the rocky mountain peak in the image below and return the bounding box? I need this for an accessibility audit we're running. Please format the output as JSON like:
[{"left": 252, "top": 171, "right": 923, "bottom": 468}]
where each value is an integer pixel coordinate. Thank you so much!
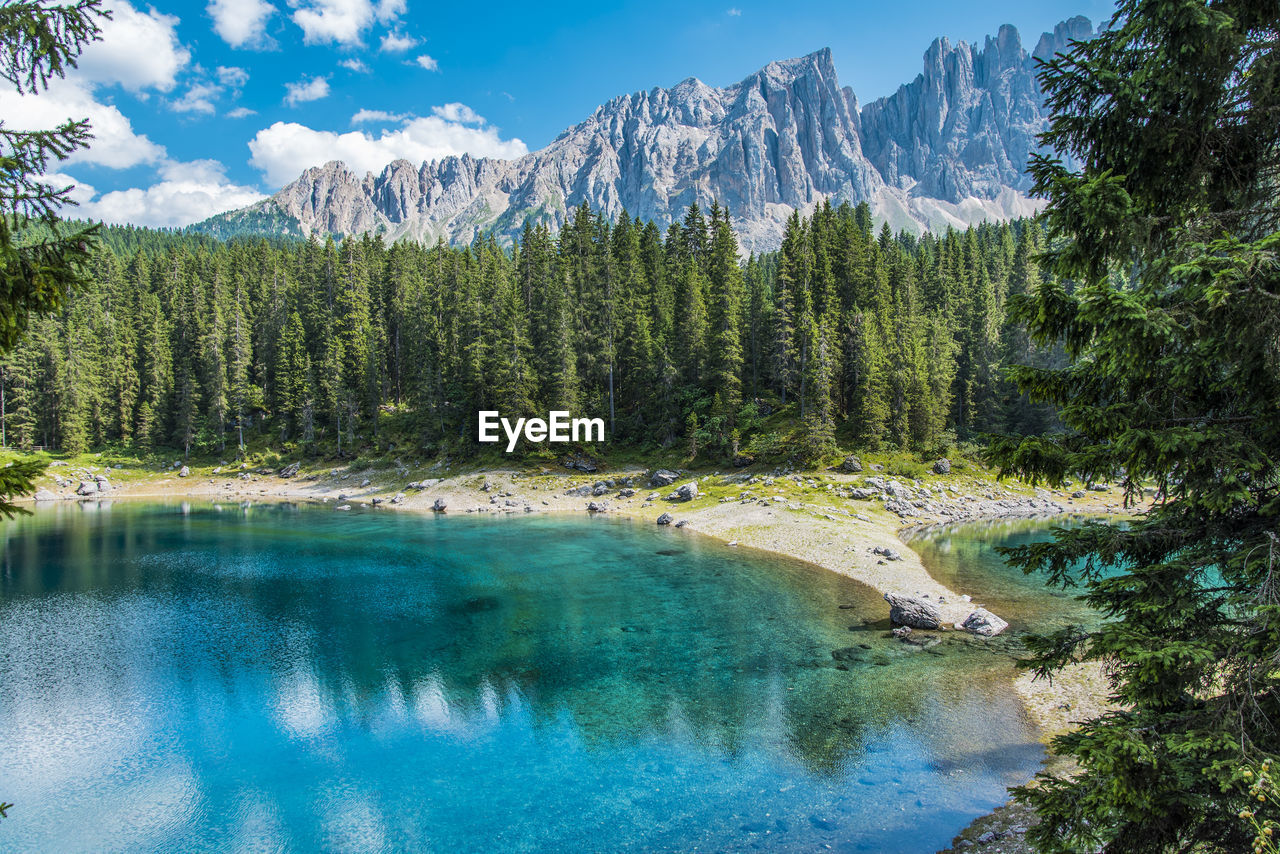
[
  {"left": 194, "top": 17, "right": 1095, "bottom": 251},
  {"left": 1034, "top": 15, "right": 1096, "bottom": 61}
]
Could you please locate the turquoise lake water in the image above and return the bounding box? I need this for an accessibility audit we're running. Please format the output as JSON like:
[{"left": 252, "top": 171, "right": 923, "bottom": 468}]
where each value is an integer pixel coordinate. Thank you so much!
[{"left": 0, "top": 502, "right": 1057, "bottom": 853}]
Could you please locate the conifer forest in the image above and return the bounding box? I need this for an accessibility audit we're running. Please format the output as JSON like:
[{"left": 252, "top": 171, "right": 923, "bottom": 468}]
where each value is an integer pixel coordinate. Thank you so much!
[{"left": 5, "top": 201, "right": 1055, "bottom": 463}]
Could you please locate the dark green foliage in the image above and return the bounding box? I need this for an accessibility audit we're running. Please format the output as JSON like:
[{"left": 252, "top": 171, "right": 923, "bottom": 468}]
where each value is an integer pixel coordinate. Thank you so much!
[
  {"left": 0, "top": 0, "right": 107, "bottom": 520},
  {"left": 987, "top": 2, "right": 1280, "bottom": 851},
  {"left": 11, "top": 204, "right": 1056, "bottom": 463}
]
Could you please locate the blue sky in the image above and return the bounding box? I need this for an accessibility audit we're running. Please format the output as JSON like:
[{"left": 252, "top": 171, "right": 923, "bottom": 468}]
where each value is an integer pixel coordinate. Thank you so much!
[{"left": 6, "top": 0, "right": 1114, "bottom": 227}]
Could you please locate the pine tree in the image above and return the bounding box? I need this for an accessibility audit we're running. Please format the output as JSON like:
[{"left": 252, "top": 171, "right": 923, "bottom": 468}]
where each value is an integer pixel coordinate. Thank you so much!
[
  {"left": 705, "top": 205, "right": 744, "bottom": 429},
  {"left": 990, "top": 3, "right": 1280, "bottom": 851}
]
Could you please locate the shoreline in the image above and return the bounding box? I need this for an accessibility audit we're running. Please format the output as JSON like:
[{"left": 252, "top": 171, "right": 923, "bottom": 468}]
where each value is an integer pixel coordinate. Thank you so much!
[{"left": 36, "top": 457, "right": 1140, "bottom": 627}]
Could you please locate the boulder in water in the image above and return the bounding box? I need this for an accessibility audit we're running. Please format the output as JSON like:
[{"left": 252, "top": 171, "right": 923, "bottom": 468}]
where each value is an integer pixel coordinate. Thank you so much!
[
  {"left": 883, "top": 592, "right": 942, "bottom": 630},
  {"left": 656, "top": 512, "right": 674, "bottom": 525},
  {"left": 432, "top": 498, "right": 447, "bottom": 512},
  {"left": 961, "top": 608, "right": 1009, "bottom": 637}
]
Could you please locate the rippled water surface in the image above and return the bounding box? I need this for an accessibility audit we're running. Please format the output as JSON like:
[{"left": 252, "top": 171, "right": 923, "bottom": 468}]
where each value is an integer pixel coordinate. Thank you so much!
[{"left": 0, "top": 502, "right": 1048, "bottom": 853}]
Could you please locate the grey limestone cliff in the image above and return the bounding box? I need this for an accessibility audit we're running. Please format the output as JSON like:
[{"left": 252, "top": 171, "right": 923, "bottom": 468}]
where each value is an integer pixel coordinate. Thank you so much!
[{"left": 194, "top": 17, "right": 1095, "bottom": 252}]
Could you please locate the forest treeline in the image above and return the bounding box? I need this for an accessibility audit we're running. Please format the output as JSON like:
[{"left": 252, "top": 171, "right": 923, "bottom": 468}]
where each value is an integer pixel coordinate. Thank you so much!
[{"left": 3, "top": 200, "right": 1058, "bottom": 462}]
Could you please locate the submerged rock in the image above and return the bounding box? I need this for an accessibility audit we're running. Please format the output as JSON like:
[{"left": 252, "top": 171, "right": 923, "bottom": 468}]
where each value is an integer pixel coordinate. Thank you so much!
[
  {"left": 961, "top": 608, "right": 1010, "bottom": 637},
  {"left": 884, "top": 592, "right": 942, "bottom": 630}
]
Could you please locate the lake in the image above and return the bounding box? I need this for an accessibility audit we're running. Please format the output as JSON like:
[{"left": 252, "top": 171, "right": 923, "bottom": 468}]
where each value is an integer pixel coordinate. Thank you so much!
[{"left": 0, "top": 501, "right": 1061, "bottom": 853}]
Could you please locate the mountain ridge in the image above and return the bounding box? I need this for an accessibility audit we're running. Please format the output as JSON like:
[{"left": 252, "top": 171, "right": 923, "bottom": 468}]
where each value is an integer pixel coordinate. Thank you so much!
[{"left": 192, "top": 16, "right": 1094, "bottom": 252}]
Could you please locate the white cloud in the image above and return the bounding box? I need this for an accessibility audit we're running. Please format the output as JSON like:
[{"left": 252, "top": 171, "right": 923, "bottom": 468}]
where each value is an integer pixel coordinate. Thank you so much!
[
  {"left": 171, "top": 81, "right": 223, "bottom": 114},
  {"left": 75, "top": 160, "right": 266, "bottom": 227},
  {"left": 352, "top": 109, "right": 408, "bottom": 124},
  {"left": 37, "top": 173, "right": 98, "bottom": 207},
  {"left": 727, "top": 7, "right": 742, "bottom": 16},
  {"left": 374, "top": 0, "right": 405, "bottom": 20},
  {"left": 248, "top": 110, "right": 529, "bottom": 186},
  {"left": 208, "top": 0, "right": 276, "bottom": 48},
  {"left": 284, "top": 75, "right": 330, "bottom": 106},
  {"left": 289, "top": 0, "right": 405, "bottom": 45},
  {"left": 340, "top": 58, "right": 370, "bottom": 73},
  {"left": 379, "top": 30, "right": 416, "bottom": 52},
  {"left": 76, "top": 0, "right": 190, "bottom": 93},
  {"left": 227, "top": 106, "right": 257, "bottom": 118},
  {"left": 414, "top": 54, "right": 438, "bottom": 71},
  {"left": 431, "top": 103, "right": 481, "bottom": 124},
  {"left": 0, "top": 79, "right": 164, "bottom": 169},
  {"left": 217, "top": 66, "right": 250, "bottom": 87}
]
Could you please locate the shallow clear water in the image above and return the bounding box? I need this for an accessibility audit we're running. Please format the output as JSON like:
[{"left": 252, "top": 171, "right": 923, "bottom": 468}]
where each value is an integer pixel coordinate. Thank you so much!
[
  {"left": 0, "top": 502, "right": 1047, "bottom": 853},
  {"left": 905, "top": 517, "right": 1108, "bottom": 634}
]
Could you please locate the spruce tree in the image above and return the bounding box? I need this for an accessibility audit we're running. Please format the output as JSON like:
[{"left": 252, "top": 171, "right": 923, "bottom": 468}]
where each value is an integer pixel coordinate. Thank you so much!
[{"left": 989, "top": 3, "right": 1280, "bottom": 851}]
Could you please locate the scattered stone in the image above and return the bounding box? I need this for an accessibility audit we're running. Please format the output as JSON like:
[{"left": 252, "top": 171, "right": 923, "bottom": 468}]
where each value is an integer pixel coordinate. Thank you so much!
[
  {"left": 849, "top": 488, "right": 875, "bottom": 500},
  {"left": 932, "top": 458, "right": 952, "bottom": 475},
  {"left": 390, "top": 492, "right": 406, "bottom": 505},
  {"left": 617, "top": 487, "right": 636, "bottom": 498},
  {"left": 432, "top": 498, "right": 447, "bottom": 512},
  {"left": 586, "top": 501, "right": 608, "bottom": 513},
  {"left": 674, "top": 520, "right": 688, "bottom": 528},
  {"left": 871, "top": 546, "right": 903, "bottom": 561},
  {"left": 1071, "top": 490, "right": 1086, "bottom": 499},
  {"left": 178, "top": 465, "right": 190, "bottom": 478},
  {"left": 884, "top": 592, "right": 942, "bottom": 630},
  {"left": 279, "top": 462, "right": 300, "bottom": 478},
  {"left": 564, "top": 456, "right": 598, "bottom": 473},
  {"left": 839, "top": 455, "right": 863, "bottom": 473},
  {"left": 732, "top": 453, "right": 754, "bottom": 467},
  {"left": 76, "top": 480, "right": 98, "bottom": 496},
  {"left": 668, "top": 482, "right": 699, "bottom": 502},
  {"left": 961, "top": 608, "right": 1010, "bottom": 637},
  {"left": 649, "top": 469, "right": 679, "bottom": 487},
  {"left": 33, "top": 488, "right": 57, "bottom": 501}
]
